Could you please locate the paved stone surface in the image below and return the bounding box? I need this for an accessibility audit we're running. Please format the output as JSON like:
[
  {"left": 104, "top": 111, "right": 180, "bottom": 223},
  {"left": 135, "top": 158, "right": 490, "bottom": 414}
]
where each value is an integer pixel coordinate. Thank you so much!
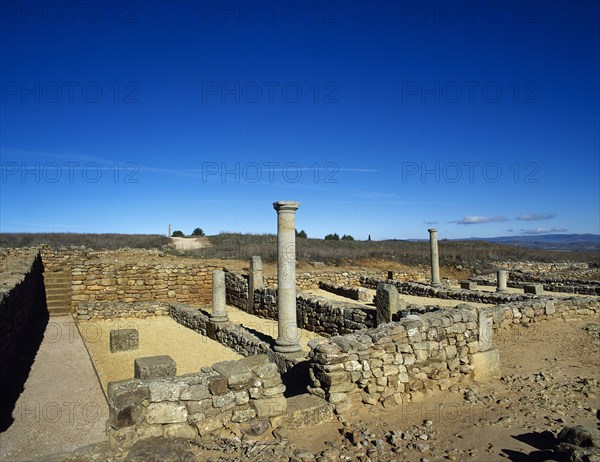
[{"left": 0, "top": 315, "right": 107, "bottom": 461}]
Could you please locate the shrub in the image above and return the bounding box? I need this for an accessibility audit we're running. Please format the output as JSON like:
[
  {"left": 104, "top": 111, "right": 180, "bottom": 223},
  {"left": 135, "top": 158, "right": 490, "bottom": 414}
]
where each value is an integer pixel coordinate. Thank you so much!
[
  {"left": 172, "top": 230, "right": 185, "bottom": 237},
  {"left": 341, "top": 234, "right": 354, "bottom": 241},
  {"left": 296, "top": 229, "right": 308, "bottom": 238},
  {"left": 192, "top": 228, "right": 205, "bottom": 236},
  {"left": 324, "top": 233, "right": 340, "bottom": 241}
]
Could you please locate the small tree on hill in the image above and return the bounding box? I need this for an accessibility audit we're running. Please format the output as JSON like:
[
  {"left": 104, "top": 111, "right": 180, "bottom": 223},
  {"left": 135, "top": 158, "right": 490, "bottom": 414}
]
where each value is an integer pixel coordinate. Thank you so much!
[
  {"left": 341, "top": 234, "right": 354, "bottom": 241},
  {"left": 324, "top": 233, "right": 340, "bottom": 241},
  {"left": 296, "top": 229, "right": 307, "bottom": 238},
  {"left": 172, "top": 230, "right": 185, "bottom": 237},
  {"left": 192, "top": 228, "right": 205, "bottom": 236}
]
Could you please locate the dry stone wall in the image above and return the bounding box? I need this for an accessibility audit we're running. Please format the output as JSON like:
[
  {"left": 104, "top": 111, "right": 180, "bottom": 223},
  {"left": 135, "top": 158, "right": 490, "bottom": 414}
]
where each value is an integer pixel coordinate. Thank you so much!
[
  {"left": 75, "top": 301, "right": 171, "bottom": 320},
  {"left": 106, "top": 354, "right": 288, "bottom": 450},
  {"left": 306, "top": 305, "right": 483, "bottom": 411},
  {"left": 225, "top": 272, "right": 374, "bottom": 336},
  {"left": 0, "top": 250, "right": 46, "bottom": 384}
]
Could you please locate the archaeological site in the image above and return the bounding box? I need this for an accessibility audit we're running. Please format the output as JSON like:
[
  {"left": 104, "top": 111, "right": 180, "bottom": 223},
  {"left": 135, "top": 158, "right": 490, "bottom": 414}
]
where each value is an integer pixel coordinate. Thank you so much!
[{"left": 1, "top": 202, "right": 599, "bottom": 462}]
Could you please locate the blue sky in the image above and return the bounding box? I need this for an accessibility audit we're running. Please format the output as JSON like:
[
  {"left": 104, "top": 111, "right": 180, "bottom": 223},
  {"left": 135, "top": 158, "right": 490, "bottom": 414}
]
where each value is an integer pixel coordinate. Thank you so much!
[{"left": 1, "top": 0, "right": 598, "bottom": 240}]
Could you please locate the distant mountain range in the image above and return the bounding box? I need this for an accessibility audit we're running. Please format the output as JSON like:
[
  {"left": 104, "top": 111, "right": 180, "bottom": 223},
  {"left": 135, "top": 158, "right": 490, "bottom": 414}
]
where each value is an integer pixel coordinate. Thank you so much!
[{"left": 404, "top": 234, "right": 600, "bottom": 252}]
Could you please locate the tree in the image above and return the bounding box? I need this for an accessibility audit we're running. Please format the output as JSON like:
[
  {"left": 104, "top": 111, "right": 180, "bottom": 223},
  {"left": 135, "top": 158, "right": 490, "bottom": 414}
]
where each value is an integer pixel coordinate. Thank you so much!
[
  {"left": 296, "top": 229, "right": 307, "bottom": 238},
  {"left": 192, "top": 228, "right": 205, "bottom": 236},
  {"left": 172, "top": 230, "right": 184, "bottom": 237},
  {"left": 368, "top": 234, "right": 371, "bottom": 241},
  {"left": 341, "top": 234, "right": 354, "bottom": 241},
  {"left": 324, "top": 233, "right": 340, "bottom": 241}
]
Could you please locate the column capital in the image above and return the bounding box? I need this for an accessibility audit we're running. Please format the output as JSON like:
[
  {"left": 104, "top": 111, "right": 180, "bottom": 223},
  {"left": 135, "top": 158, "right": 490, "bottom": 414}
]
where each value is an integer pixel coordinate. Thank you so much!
[
  {"left": 273, "top": 201, "right": 300, "bottom": 213},
  {"left": 428, "top": 228, "right": 438, "bottom": 234}
]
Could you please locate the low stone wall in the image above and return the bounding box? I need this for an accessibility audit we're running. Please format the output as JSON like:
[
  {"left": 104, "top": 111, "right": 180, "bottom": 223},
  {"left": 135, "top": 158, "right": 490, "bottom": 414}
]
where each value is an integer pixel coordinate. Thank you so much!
[
  {"left": 225, "top": 272, "right": 374, "bottom": 336},
  {"left": 361, "top": 277, "right": 533, "bottom": 304},
  {"left": 169, "top": 303, "right": 270, "bottom": 358},
  {"left": 306, "top": 305, "right": 484, "bottom": 410},
  {"left": 318, "top": 281, "right": 370, "bottom": 301},
  {"left": 106, "top": 354, "right": 288, "bottom": 450},
  {"left": 489, "top": 296, "right": 599, "bottom": 328},
  {"left": 0, "top": 250, "right": 47, "bottom": 384},
  {"left": 75, "top": 301, "right": 171, "bottom": 320}
]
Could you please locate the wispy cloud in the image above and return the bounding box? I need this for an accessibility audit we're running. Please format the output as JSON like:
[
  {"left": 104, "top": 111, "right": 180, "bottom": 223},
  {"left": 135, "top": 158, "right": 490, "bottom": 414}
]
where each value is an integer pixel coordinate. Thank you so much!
[
  {"left": 423, "top": 220, "right": 438, "bottom": 225},
  {"left": 452, "top": 216, "right": 508, "bottom": 225},
  {"left": 517, "top": 213, "right": 557, "bottom": 221},
  {"left": 519, "top": 227, "right": 567, "bottom": 235}
]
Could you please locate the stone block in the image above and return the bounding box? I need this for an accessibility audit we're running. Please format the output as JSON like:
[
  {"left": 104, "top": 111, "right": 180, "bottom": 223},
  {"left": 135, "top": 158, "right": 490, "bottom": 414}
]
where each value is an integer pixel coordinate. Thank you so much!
[
  {"left": 145, "top": 402, "right": 188, "bottom": 424},
  {"left": 107, "top": 379, "right": 148, "bottom": 429},
  {"left": 212, "top": 360, "right": 254, "bottom": 388},
  {"left": 252, "top": 396, "right": 287, "bottom": 417},
  {"left": 375, "top": 283, "right": 399, "bottom": 326},
  {"left": 110, "top": 329, "right": 139, "bottom": 352},
  {"left": 524, "top": 284, "right": 543, "bottom": 295},
  {"left": 460, "top": 280, "right": 477, "bottom": 290},
  {"left": 471, "top": 349, "right": 500, "bottom": 381},
  {"left": 134, "top": 355, "right": 176, "bottom": 380}
]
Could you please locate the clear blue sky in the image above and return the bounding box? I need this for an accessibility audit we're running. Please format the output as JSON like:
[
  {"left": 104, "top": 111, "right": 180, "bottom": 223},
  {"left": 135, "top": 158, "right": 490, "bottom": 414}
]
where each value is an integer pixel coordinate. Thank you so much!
[{"left": 1, "top": 0, "right": 598, "bottom": 240}]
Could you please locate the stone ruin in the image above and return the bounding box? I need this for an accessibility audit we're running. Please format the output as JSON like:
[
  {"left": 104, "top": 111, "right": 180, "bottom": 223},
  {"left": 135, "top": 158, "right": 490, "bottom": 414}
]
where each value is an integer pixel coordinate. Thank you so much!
[{"left": 1, "top": 201, "right": 599, "bottom": 460}]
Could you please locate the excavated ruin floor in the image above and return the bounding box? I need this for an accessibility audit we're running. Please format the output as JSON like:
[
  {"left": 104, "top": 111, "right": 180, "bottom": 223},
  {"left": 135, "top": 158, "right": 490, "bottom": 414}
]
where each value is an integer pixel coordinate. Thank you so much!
[
  {"left": 0, "top": 315, "right": 107, "bottom": 462},
  {"left": 79, "top": 316, "right": 244, "bottom": 392}
]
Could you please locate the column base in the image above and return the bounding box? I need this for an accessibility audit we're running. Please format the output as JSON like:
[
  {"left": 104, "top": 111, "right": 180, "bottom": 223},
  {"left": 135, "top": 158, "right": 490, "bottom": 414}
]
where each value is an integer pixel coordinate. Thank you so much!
[
  {"left": 209, "top": 315, "right": 229, "bottom": 323},
  {"left": 496, "top": 289, "right": 508, "bottom": 293},
  {"left": 431, "top": 282, "right": 442, "bottom": 288},
  {"left": 274, "top": 341, "right": 302, "bottom": 354}
]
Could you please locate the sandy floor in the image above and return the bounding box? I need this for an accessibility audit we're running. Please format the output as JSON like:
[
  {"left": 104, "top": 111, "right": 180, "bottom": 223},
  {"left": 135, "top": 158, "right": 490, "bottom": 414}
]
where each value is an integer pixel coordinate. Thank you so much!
[
  {"left": 78, "top": 317, "right": 242, "bottom": 392},
  {"left": 222, "top": 305, "right": 324, "bottom": 350},
  {"left": 449, "top": 283, "right": 597, "bottom": 298},
  {"left": 305, "top": 288, "right": 491, "bottom": 308}
]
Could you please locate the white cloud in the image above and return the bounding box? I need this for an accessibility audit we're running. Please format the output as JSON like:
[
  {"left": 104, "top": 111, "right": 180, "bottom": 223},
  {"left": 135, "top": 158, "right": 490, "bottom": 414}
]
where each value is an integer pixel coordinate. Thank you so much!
[
  {"left": 519, "top": 227, "right": 567, "bottom": 235},
  {"left": 452, "top": 216, "right": 508, "bottom": 225},
  {"left": 517, "top": 213, "right": 557, "bottom": 221}
]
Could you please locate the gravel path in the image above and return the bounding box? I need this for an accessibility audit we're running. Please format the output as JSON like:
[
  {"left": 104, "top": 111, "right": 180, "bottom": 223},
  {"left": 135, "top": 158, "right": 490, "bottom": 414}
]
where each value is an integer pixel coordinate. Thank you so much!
[{"left": 0, "top": 316, "right": 107, "bottom": 462}]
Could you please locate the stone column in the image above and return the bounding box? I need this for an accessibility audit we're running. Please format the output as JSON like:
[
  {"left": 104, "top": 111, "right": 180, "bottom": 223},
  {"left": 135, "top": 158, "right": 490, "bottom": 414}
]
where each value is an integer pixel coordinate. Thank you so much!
[
  {"left": 428, "top": 229, "right": 442, "bottom": 288},
  {"left": 496, "top": 269, "right": 508, "bottom": 292},
  {"left": 210, "top": 270, "right": 228, "bottom": 322},
  {"left": 273, "top": 201, "right": 301, "bottom": 353},
  {"left": 248, "top": 256, "right": 264, "bottom": 314},
  {"left": 168, "top": 224, "right": 172, "bottom": 237}
]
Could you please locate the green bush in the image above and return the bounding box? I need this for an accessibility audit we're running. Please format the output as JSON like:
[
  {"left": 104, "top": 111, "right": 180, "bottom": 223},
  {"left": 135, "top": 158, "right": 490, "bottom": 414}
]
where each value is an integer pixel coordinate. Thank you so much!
[
  {"left": 192, "top": 228, "right": 205, "bottom": 236},
  {"left": 324, "top": 233, "right": 340, "bottom": 241},
  {"left": 341, "top": 234, "right": 354, "bottom": 241},
  {"left": 172, "top": 230, "right": 185, "bottom": 237},
  {"left": 296, "top": 229, "right": 308, "bottom": 238}
]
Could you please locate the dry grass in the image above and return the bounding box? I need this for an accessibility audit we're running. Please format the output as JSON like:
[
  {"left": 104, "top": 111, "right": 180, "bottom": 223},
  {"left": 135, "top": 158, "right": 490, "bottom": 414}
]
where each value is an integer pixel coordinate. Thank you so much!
[{"left": 0, "top": 233, "right": 169, "bottom": 249}]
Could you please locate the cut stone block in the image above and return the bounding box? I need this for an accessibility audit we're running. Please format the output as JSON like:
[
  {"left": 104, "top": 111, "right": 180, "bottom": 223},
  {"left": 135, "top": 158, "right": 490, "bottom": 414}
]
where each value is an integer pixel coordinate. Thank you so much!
[
  {"left": 134, "top": 355, "right": 176, "bottom": 380},
  {"left": 524, "top": 284, "right": 543, "bottom": 295},
  {"left": 110, "top": 329, "right": 139, "bottom": 353},
  {"left": 460, "top": 280, "right": 477, "bottom": 290},
  {"left": 107, "top": 379, "right": 149, "bottom": 429},
  {"left": 375, "top": 283, "right": 399, "bottom": 325},
  {"left": 471, "top": 349, "right": 500, "bottom": 381}
]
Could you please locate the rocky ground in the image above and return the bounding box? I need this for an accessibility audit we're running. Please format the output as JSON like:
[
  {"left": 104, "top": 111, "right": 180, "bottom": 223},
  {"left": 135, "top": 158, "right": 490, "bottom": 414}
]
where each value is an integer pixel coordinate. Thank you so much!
[{"left": 31, "top": 317, "right": 600, "bottom": 462}]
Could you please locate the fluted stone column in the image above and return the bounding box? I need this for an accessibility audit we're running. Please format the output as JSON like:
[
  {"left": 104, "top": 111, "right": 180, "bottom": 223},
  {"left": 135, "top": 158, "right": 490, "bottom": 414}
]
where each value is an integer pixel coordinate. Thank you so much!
[
  {"left": 273, "top": 201, "right": 301, "bottom": 353},
  {"left": 428, "top": 228, "right": 442, "bottom": 288},
  {"left": 168, "top": 224, "right": 172, "bottom": 237},
  {"left": 496, "top": 269, "right": 508, "bottom": 292},
  {"left": 248, "top": 256, "right": 264, "bottom": 314},
  {"left": 210, "top": 270, "right": 228, "bottom": 322}
]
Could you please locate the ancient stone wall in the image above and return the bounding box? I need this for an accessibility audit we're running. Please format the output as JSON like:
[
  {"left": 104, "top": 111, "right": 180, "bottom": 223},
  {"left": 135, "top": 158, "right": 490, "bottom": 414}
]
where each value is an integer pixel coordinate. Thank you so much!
[
  {"left": 318, "top": 282, "right": 370, "bottom": 301},
  {"left": 106, "top": 354, "right": 288, "bottom": 450},
  {"left": 0, "top": 250, "right": 46, "bottom": 383},
  {"left": 225, "top": 272, "right": 374, "bottom": 336},
  {"left": 306, "top": 305, "right": 482, "bottom": 411},
  {"left": 361, "top": 277, "right": 533, "bottom": 304},
  {"left": 75, "top": 301, "right": 172, "bottom": 320}
]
